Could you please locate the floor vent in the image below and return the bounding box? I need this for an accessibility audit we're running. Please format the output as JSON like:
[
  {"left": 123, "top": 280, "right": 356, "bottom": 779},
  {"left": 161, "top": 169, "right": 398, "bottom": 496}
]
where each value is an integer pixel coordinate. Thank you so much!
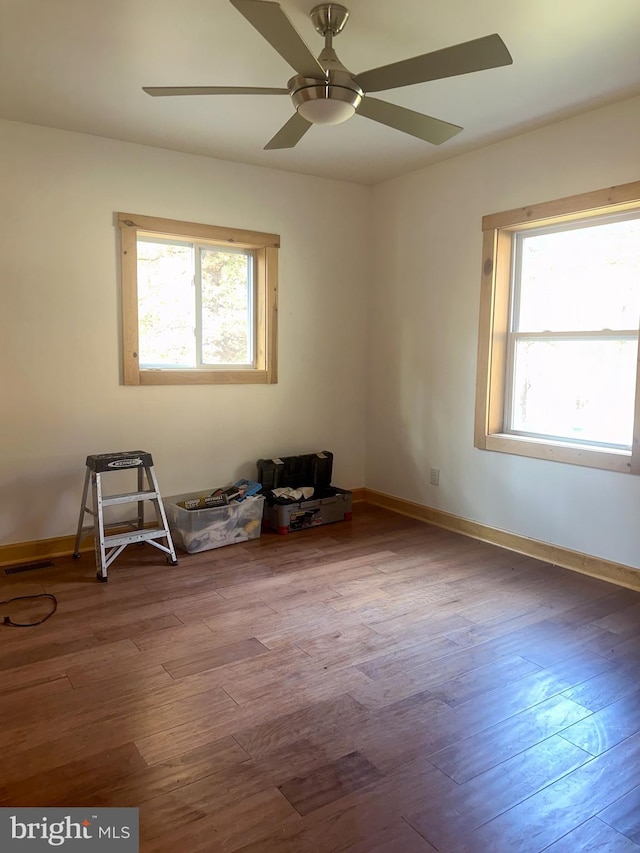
[{"left": 4, "top": 560, "right": 55, "bottom": 576}]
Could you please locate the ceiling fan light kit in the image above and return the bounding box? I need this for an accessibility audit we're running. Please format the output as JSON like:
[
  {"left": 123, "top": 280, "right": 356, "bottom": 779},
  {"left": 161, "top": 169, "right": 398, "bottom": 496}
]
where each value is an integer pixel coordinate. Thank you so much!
[
  {"left": 143, "top": 0, "right": 512, "bottom": 149},
  {"left": 295, "top": 93, "right": 357, "bottom": 125},
  {"left": 290, "top": 72, "right": 363, "bottom": 125}
]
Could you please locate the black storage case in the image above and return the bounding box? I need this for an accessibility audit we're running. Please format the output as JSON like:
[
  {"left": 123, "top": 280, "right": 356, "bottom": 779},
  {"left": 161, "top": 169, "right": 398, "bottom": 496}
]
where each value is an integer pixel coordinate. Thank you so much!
[{"left": 257, "top": 451, "right": 353, "bottom": 534}]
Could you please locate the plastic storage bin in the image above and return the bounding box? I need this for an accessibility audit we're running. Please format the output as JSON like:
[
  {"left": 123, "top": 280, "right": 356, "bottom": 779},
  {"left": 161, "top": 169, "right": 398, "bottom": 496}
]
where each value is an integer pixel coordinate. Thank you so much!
[{"left": 165, "top": 493, "right": 264, "bottom": 554}]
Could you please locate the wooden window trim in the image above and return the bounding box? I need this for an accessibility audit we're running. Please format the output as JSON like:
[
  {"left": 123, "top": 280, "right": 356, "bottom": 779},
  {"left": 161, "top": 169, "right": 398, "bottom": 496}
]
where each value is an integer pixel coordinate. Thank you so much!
[
  {"left": 119, "top": 212, "right": 279, "bottom": 386},
  {"left": 475, "top": 180, "right": 640, "bottom": 475}
]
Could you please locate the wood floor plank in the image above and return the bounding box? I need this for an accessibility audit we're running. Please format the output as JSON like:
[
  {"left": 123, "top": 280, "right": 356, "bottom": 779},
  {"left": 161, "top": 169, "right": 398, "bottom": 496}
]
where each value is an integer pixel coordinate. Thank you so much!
[
  {"left": 162, "top": 637, "right": 270, "bottom": 679},
  {"left": 562, "top": 660, "right": 640, "bottom": 712},
  {"left": 446, "top": 650, "right": 612, "bottom": 730},
  {"left": 0, "top": 667, "right": 173, "bottom": 734},
  {"left": 0, "top": 675, "right": 73, "bottom": 714},
  {"left": 3, "top": 742, "right": 148, "bottom": 806},
  {"left": 542, "top": 817, "right": 640, "bottom": 852},
  {"left": 444, "top": 603, "right": 562, "bottom": 648},
  {"left": 550, "top": 588, "right": 640, "bottom": 627},
  {"left": 277, "top": 750, "right": 384, "bottom": 816},
  {"left": 593, "top": 602, "right": 640, "bottom": 637},
  {"left": 598, "top": 632, "right": 640, "bottom": 667},
  {"left": 337, "top": 819, "right": 437, "bottom": 853},
  {"left": 404, "top": 736, "right": 591, "bottom": 849},
  {"left": 250, "top": 603, "right": 369, "bottom": 651},
  {"left": 234, "top": 694, "right": 367, "bottom": 759},
  {"left": 597, "top": 784, "right": 640, "bottom": 844},
  {"left": 223, "top": 658, "right": 373, "bottom": 709},
  {"left": 0, "top": 635, "right": 104, "bottom": 671},
  {"left": 356, "top": 635, "right": 472, "bottom": 681},
  {"left": 334, "top": 694, "right": 490, "bottom": 779},
  {"left": 346, "top": 671, "right": 431, "bottom": 711},
  {"left": 65, "top": 622, "right": 269, "bottom": 687},
  {"left": 93, "top": 613, "right": 184, "bottom": 643},
  {"left": 449, "top": 734, "right": 591, "bottom": 828},
  {"left": 558, "top": 688, "right": 640, "bottom": 756},
  {"left": 428, "top": 693, "right": 591, "bottom": 782},
  {"left": 216, "top": 559, "right": 392, "bottom": 604},
  {"left": 0, "top": 685, "right": 239, "bottom": 779},
  {"left": 467, "top": 618, "right": 613, "bottom": 668},
  {"left": 140, "top": 789, "right": 300, "bottom": 853},
  {"left": 295, "top": 622, "right": 382, "bottom": 657},
  {"left": 0, "top": 637, "right": 141, "bottom": 694},
  {"left": 232, "top": 806, "right": 437, "bottom": 853},
  {"left": 107, "top": 737, "right": 250, "bottom": 806},
  {"left": 305, "top": 756, "right": 457, "bottom": 832},
  {"left": 134, "top": 681, "right": 358, "bottom": 768},
  {"left": 448, "top": 729, "right": 640, "bottom": 852},
  {"left": 130, "top": 620, "right": 218, "bottom": 654},
  {"left": 361, "top": 655, "right": 598, "bottom": 771},
  {"left": 426, "top": 654, "right": 543, "bottom": 707}
]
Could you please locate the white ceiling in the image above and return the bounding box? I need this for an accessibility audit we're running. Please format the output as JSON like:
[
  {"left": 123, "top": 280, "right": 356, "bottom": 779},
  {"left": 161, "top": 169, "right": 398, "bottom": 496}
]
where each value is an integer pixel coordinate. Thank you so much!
[{"left": 1, "top": 0, "right": 639, "bottom": 184}]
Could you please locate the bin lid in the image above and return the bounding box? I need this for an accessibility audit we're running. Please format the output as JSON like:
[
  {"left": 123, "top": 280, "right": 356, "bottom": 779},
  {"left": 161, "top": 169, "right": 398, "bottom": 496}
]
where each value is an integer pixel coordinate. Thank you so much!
[{"left": 257, "top": 451, "right": 333, "bottom": 491}]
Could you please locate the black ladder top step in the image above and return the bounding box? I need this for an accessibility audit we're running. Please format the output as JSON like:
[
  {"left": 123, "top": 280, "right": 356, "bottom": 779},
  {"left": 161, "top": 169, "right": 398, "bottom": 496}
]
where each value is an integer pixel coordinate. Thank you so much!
[{"left": 86, "top": 451, "right": 154, "bottom": 473}]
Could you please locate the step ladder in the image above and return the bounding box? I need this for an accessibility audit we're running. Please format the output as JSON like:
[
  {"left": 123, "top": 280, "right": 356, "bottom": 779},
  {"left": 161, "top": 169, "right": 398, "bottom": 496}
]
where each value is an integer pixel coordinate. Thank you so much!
[{"left": 73, "top": 450, "right": 178, "bottom": 582}]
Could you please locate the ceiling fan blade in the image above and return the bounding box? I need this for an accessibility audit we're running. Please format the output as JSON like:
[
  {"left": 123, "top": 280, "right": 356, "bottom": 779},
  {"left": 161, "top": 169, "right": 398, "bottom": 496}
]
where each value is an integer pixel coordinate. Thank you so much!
[
  {"left": 230, "top": 0, "right": 325, "bottom": 78},
  {"left": 355, "top": 34, "right": 512, "bottom": 93},
  {"left": 143, "top": 86, "right": 288, "bottom": 96},
  {"left": 264, "top": 113, "right": 312, "bottom": 149},
  {"left": 357, "top": 97, "right": 462, "bottom": 145}
]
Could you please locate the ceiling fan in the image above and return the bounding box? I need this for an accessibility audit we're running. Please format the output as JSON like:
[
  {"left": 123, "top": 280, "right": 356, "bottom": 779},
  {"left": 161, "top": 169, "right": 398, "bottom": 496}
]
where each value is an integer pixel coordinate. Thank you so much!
[{"left": 143, "top": 0, "right": 512, "bottom": 150}]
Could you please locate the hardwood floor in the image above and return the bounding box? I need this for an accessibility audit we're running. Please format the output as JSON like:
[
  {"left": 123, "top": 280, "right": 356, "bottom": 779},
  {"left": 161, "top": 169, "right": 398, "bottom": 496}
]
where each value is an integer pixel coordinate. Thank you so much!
[{"left": 1, "top": 504, "right": 640, "bottom": 852}]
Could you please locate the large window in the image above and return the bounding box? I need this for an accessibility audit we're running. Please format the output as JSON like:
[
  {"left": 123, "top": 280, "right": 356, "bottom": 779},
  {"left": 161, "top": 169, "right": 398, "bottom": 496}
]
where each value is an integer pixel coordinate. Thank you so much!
[
  {"left": 475, "top": 180, "right": 640, "bottom": 474},
  {"left": 119, "top": 213, "right": 279, "bottom": 385}
]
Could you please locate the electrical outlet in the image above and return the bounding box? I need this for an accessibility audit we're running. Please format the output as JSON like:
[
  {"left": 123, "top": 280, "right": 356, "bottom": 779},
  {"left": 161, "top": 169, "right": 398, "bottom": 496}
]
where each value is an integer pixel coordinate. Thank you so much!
[{"left": 430, "top": 468, "right": 440, "bottom": 486}]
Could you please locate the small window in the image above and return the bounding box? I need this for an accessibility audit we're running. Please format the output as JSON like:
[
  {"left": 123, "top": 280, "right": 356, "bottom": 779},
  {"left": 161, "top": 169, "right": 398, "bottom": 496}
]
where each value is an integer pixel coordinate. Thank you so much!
[
  {"left": 475, "top": 181, "right": 640, "bottom": 474},
  {"left": 119, "top": 213, "right": 279, "bottom": 385}
]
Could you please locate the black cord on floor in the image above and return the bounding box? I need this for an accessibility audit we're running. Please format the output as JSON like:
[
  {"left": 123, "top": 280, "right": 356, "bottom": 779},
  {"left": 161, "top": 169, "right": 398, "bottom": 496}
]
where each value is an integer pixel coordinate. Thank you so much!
[{"left": 0, "top": 593, "right": 58, "bottom": 627}]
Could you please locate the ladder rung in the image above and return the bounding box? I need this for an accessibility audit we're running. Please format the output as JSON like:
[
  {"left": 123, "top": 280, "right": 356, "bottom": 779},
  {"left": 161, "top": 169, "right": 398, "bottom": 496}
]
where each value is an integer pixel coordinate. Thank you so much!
[
  {"left": 103, "top": 528, "right": 169, "bottom": 547},
  {"left": 79, "top": 520, "right": 144, "bottom": 537},
  {"left": 104, "top": 519, "right": 140, "bottom": 531},
  {"left": 101, "top": 490, "right": 159, "bottom": 506}
]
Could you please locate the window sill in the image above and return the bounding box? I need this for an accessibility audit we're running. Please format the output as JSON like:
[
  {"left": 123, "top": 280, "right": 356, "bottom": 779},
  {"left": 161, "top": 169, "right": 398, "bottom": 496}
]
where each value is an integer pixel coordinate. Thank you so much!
[
  {"left": 479, "top": 433, "right": 632, "bottom": 474},
  {"left": 127, "top": 369, "right": 276, "bottom": 386}
]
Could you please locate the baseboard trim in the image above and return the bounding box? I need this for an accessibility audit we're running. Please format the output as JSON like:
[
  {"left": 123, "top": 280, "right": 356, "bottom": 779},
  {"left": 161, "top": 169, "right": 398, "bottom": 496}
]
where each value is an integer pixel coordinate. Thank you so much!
[
  {"left": 350, "top": 487, "right": 367, "bottom": 503},
  {"left": 362, "top": 488, "right": 640, "bottom": 593},
  {"left": 0, "top": 534, "right": 93, "bottom": 568}
]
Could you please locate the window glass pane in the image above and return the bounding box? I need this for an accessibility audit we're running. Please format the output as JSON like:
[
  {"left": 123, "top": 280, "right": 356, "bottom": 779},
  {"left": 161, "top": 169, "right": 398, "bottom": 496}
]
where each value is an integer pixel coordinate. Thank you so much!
[
  {"left": 137, "top": 239, "right": 195, "bottom": 367},
  {"left": 510, "top": 337, "right": 637, "bottom": 447},
  {"left": 200, "top": 248, "right": 252, "bottom": 365},
  {"left": 517, "top": 218, "right": 640, "bottom": 332}
]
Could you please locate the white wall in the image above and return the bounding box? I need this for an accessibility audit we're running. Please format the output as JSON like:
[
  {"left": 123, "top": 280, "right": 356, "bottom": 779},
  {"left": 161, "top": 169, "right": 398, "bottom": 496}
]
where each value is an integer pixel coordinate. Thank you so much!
[
  {"left": 0, "top": 120, "right": 370, "bottom": 545},
  {"left": 367, "top": 95, "right": 640, "bottom": 570}
]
